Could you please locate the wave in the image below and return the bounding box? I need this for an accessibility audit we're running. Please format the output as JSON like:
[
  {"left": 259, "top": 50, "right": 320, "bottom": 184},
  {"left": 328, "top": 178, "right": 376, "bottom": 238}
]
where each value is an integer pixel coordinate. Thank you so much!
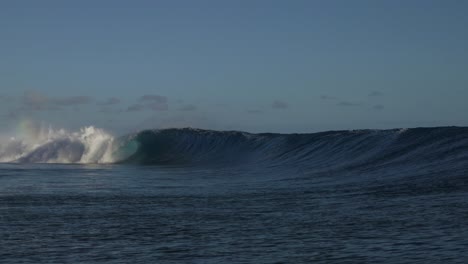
[
  {"left": 118, "top": 127, "right": 468, "bottom": 173},
  {"left": 1, "top": 126, "right": 468, "bottom": 176}
]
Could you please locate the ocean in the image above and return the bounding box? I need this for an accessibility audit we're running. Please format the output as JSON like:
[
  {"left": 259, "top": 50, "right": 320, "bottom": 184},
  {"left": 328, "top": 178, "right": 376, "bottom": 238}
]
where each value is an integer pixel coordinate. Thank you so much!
[{"left": 1, "top": 126, "right": 468, "bottom": 263}]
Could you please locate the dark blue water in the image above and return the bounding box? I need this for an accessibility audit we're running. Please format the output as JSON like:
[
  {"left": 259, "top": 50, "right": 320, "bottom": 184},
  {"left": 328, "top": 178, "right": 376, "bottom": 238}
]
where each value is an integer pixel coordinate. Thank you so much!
[{"left": 1, "top": 127, "right": 468, "bottom": 263}]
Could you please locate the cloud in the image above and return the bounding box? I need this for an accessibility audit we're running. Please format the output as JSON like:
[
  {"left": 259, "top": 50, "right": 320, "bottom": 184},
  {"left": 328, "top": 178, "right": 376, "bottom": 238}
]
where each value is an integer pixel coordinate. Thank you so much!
[
  {"left": 372, "top": 104, "right": 384, "bottom": 110},
  {"left": 178, "top": 104, "right": 197, "bottom": 111},
  {"left": 247, "top": 109, "right": 263, "bottom": 114},
  {"left": 22, "top": 91, "right": 52, "bottom": 110},
  {"left": 21, "top": 90, "right": 92, "bottom": 111},
  {"left": 139, "top": 95, "right": 167, "bottom": 103},
  {"left": 320, "top": 95, "right": 337, "bottom": 100},
  {"left": 126, "top": 94, "right": 169, "bottom": 112},
  {"left": 98, "top": 97, "right": 121, "bottom": 106},
  {"left": 126, "top": 104, "right": 146, "bottom": 112},
  {"left": 99, "top": 107, "right": 123, "bottom": 114},
  {"left": 139, "top": 94, "right": 168, "bottom": 111},
  {"left": 147, "top": 103, "right": 168, "bottom": 111},
  {"left": 369, "top": 91, "right": 384, "bottom": 97},
  {"left": 337, "top": 101, "right": 362, "bottom": 107},
  {"left": 53, "top": 96, "right": 92, "bottom": 106},
  {"left": 272, "top": 100, "right": 288, "bottom": 109}
]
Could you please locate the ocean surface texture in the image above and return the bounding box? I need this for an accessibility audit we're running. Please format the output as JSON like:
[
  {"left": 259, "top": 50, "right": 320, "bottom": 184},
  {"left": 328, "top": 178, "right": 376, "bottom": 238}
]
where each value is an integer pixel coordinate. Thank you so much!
[{"left": 1, "top": 127, "right": 468, "bottom": 263}]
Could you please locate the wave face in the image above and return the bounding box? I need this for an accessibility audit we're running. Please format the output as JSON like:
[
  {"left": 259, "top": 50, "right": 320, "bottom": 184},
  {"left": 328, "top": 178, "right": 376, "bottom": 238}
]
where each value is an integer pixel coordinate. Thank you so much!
[
  {"left": 115, "top": 127, "right": 468, "bottom": 176},
  {"left": 1, "top": 126, "right": 468, "bottom": 176}
]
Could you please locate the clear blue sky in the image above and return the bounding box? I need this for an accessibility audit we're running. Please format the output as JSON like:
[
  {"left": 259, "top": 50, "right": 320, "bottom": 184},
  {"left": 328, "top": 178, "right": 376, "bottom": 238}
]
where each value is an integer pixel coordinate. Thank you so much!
[{"left": 1, "top": 0, "right": 467, "bottom": 134}]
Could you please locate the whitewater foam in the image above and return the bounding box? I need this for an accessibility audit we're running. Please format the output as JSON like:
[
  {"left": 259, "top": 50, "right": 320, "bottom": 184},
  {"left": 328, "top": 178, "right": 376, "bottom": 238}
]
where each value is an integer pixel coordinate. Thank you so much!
[{"left": 0, "top": 126, "right": 117, "bottom": 164}]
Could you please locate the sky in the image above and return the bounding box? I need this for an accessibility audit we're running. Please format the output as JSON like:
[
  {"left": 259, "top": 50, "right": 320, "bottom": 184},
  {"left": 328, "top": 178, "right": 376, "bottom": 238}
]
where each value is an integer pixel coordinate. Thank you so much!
[{"left": 1, "top": 0, "right": 467, "bottom": 134}]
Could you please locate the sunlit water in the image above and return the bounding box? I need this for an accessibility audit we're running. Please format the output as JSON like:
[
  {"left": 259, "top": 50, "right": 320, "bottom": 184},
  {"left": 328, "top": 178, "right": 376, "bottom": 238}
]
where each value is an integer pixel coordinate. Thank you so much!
[{"left": 1, "top": 163, "right": 467, "bottom": 263}]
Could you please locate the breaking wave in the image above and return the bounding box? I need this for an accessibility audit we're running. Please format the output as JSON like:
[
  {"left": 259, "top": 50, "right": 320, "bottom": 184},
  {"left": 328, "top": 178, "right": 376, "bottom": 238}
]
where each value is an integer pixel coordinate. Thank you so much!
[{"left": 1, "top": 126, "right": 468, "bottom": 177}]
